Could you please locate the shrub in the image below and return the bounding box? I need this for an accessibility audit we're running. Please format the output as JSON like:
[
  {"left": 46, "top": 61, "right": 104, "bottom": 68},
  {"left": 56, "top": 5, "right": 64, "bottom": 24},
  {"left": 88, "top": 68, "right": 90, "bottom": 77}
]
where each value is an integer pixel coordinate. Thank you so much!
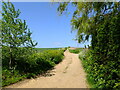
[
  {"left": 2, "top": 49, "right": 65, "bottom": 87},
  {"left": 79, "top": 50, "right": 120, "bottom": 89},
  {"left": 2, "top": 68, "right": 25, "bottom": 86},
  {"left": 15, "top": 50, "right": 64, "bottom": 73},
  {"left": 41, "top": 50, "right": 64, "bottom": 64}
]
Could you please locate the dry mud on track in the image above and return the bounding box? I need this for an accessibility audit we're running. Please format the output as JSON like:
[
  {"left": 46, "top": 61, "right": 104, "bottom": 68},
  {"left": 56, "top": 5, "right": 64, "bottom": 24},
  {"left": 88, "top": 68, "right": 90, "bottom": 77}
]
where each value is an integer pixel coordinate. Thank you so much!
[{"left": 6, "top": 50, "right": 89, "bottom": 88}]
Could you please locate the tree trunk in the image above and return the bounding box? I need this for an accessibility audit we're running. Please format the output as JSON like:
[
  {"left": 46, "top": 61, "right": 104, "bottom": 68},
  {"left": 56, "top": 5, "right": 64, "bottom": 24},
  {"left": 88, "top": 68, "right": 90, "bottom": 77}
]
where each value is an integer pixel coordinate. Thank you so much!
[{"left": 9, "top": 46, "right": 12, "bottom": 69}]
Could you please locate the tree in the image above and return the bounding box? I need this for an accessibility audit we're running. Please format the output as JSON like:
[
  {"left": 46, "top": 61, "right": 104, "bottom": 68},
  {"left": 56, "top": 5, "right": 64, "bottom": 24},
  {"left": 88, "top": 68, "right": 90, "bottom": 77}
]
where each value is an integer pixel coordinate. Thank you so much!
[
  {"left": 2, "top": 2, "right": 37, "bottom": 69},
  {"left": 57, "top": 1, "right": 120, "bottom": 45},
  {"left": 57, "top": 1, "right": 120, "bottom": 88}
]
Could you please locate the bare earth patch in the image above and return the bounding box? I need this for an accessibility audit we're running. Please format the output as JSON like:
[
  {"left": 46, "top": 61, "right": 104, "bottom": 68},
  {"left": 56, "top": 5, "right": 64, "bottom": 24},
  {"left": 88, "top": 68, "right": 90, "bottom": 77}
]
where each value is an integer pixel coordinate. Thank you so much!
[{"left": 6, "top": 50, "right": 89, "bottom": 88}]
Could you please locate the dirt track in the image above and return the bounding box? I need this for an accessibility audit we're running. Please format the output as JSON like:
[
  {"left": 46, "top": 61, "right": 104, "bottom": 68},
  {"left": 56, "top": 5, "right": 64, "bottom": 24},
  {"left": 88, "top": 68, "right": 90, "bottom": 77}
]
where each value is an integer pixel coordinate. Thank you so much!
[{"left": 6, "top": 49, "right": 89, "bottom": 88}]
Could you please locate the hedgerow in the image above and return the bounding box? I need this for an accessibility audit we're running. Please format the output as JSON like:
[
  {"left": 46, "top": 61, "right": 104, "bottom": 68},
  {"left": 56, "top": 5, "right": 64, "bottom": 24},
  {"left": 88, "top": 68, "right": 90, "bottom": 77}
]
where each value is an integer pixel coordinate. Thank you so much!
[
  {"left": 2, "top": 49, "right": 65, "bottom": 87},
  {"left": 79, "top": 50, "right": 120, "bottom": 89},
  {"left": 79, "top": 12, "right": 120, "bottom": 89}
]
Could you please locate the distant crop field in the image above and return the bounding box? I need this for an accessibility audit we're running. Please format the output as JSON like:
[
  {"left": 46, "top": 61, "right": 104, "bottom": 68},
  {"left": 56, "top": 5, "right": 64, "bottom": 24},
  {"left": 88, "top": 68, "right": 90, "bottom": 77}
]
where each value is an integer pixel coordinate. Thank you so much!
[
  {"left": 34, "top": 48, "right": 62, "bottom": 52},
  {"left": 69, "top": 48, "right": 84, "bottom": 54}
]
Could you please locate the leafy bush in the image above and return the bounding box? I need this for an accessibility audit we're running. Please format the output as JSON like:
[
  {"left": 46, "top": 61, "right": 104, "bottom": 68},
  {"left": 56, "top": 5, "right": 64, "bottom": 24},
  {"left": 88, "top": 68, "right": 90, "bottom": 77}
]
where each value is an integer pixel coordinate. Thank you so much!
[
  {"left": 15, "top": 49, "right": 64, "bottom": 73},
  {"left": 79, "top": 50, "right": 120, "bottom": 89},
  {"left": 2, "top": 49, "right": 65, "bottom": 87},
  {"left": 41, "top": 50, "right": 64, "bottom": 64},
  {"left": 2, "top": 68, "right": 26, "bottom": 86}
]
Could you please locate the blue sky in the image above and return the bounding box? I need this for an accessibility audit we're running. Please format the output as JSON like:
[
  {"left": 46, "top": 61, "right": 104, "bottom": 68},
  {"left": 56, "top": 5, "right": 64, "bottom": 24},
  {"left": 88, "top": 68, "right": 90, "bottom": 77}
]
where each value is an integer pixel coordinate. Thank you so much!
[{"left": 12, "top": 2, "right": 90, "bottom": 48}]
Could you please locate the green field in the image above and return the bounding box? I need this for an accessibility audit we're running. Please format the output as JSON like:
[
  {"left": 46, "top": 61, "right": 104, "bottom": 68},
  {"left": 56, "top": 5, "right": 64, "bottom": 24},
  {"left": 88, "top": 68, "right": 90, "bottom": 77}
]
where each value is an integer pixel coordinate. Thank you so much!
[
  {"left": 69, "top": 48, "right": 84, "bottom": 54},
  {"left": 34, "top": 48, "right": 62, "bottom": 52}
]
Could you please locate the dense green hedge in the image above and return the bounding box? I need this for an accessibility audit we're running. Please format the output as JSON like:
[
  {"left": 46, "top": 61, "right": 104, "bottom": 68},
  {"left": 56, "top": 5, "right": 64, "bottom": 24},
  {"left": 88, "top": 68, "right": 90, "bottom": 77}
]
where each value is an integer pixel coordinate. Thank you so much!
[
  {"left": 79, "top": 12, "right": 120, "bottom": 89},
  {"left": 79, "top": 50, "right": 120, "bottom": 89},
  {"left": 2, "top": 49, "right": 65, "bottom": 87}
]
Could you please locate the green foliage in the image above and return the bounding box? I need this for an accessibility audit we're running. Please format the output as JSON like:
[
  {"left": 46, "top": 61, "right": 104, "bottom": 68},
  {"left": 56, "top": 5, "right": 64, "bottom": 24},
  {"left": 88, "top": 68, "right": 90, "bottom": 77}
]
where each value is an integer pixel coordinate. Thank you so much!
[
  {"left": 57, "top": 2, "right": 120, "bottom": 43},
  {"left": 2, "top": 49, "right": 65, "bottom": 87},
  {"left": 68, "top": 46, "right": 70, "bottom": 48},
  {"left": 64, "top": 47, "right": 68, "bottom": 51},
  {"left": 2, "top": 1, "right": 37, "bottom": 47},
  {"left": 2, "top": 68, "right": 26, "bottom": 86},
  {"left": 2, "top": 2, "right": 65, "bottom": 87},
  {"left": 69, "top": 48, "right": 83, "bottom": 54},
  {"left": 86, "top": 12, "right": 120, "bottom": 89},
  {"left": 2, "top": 46, "right": 35, "bottom": 69},
  {"left": 79, "top": 49, "right": 120, "bottom": 89},
  {"left": 42, "top": 50, "right": 64, "bottom": 64},
  {"left": 2, "top": 1, "right": 37, "bottom": 69},
  {"left": 58, "top": 2, "right": 120, "bottom": 89}
]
